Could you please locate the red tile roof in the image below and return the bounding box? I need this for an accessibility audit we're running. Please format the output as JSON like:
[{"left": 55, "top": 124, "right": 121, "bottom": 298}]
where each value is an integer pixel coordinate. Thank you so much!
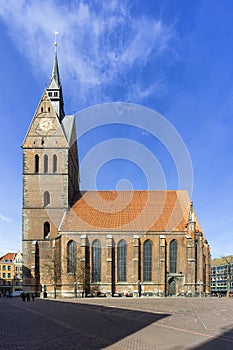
[
  {"left": 60, "top": 190, "right": 201, "bottom": 232},
  {"left": 0, "top": 252, "right": 16, "bottom": 263}
]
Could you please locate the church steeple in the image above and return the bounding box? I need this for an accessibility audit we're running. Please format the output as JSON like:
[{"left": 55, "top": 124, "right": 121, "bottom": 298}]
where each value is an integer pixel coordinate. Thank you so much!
[
  {"left": 50, "top": 52, "right": 61, "bottom": 88},
  {"left": 46, "top": 43, "right": 65, "bottom": 120}
]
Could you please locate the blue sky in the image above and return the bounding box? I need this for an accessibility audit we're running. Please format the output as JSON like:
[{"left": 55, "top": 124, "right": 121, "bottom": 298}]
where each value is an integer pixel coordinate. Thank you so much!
[{"left": 0, "top": 0, "right": 233, "bottom": 258}]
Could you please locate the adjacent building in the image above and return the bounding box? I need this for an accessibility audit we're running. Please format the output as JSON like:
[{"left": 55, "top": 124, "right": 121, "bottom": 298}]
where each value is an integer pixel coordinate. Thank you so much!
[
  {"left": 211, "top": 261, "right": 233, "bottom": 296},
  {"left": 22, "top": 51, "right": 211, "bottom": 298},
  {"left": 0, "top": 251, "right": 23, "bottom": 295}
]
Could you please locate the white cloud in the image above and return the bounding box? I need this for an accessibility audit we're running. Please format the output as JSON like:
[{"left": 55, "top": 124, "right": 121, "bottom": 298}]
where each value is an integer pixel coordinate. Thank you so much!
[
  {"left": 126, "top": 80, "right": 167, "bottom": 102},
  {"left": 121, "top": 20, "right": 171, "bottom": 67},
  {"left": 0, "top": 0, "right": 174, "bottom": 106},
  {"left": 0, "top": 214, "right": 12, "bottom": 223}
]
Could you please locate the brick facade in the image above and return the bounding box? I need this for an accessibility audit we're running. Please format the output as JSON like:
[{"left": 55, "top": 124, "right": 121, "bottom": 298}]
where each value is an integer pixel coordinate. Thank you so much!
[{"left": 22, "top": 53, "right": 211, "bottom": 298}]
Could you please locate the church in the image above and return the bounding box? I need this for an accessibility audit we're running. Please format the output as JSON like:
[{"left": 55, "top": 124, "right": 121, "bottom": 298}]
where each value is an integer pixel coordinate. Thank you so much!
[{"left": 22, "top": 51, "right": 211, "bottom": 298}]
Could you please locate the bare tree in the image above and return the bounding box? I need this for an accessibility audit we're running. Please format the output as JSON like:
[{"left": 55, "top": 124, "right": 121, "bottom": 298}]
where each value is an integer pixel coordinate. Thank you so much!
[
  {"left": 75, "top": 256, "right": 90, "bottom": 297},
  {"left": 66, "top": 244, "right": 90, "bottom": 297},
  {"left": 39, "top": 241, "right": 91, "bottom": 298}
]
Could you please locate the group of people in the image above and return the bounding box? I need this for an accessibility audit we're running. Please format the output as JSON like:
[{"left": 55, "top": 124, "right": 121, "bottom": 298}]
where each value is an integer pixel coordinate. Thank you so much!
[{"left": 21, "top": 292, "right": 35, "bottom": 302}]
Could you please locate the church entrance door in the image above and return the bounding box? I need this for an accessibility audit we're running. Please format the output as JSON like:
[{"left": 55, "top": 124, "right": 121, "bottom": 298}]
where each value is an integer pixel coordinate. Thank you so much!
[{"left": 168, "top": 278, "right": 176, "bottom": 296}]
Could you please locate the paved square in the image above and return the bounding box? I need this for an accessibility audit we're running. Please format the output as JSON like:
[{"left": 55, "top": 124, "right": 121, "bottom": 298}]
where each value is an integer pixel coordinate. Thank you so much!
[{"left": 1, "top": 297, "right": 233, "bottom": 349}]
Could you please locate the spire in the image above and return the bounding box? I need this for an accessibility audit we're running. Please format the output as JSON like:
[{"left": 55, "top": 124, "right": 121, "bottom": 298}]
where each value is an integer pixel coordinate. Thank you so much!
[
  {"left": 50, "top": 51, "right": 61, "bottom": 88},
  {"left": 46, "top": 32, "right": 65, "bottom": 120},
  {"left": 50, "top": 32, "right": 61, "bottom": 88},
  {"left": 48, "top": 31, "right": 61, "bottom": 90}
]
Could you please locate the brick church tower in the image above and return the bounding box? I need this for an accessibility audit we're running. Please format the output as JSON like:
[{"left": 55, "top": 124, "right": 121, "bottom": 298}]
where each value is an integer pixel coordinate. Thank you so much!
[{"left": 22, "top": 49, "right": 79, "bottom": 293}]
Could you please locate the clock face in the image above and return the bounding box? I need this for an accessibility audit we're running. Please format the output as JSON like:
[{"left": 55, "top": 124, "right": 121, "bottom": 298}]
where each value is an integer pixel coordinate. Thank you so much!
[
  {"left": 36, "top": 114, "right": 54, "bottom": 134},
  {"left": 39, "top": 118, "right": 53, "bottom": 131}
]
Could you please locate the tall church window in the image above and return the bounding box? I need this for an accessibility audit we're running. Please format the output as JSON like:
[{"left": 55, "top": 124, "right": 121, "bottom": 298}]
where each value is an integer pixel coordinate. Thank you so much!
[
  {"left": 44, "top": 191, "right": 50, "bottom": 207},
  {"left": 67, "top": 240, "right": 76, "bottom": 274},
  {"left": 170, "top": 240, "right": 178, "bottom": 273},
  {"left": 53, "top": 154, "right": 57, "bottom": 173},
  {"left": 35, "top": 155, "right": 39, "bottom": 173},
  {"left": 117, "top": 240, "right": 127, "bottom": 282},
  {"left": 44, "top": 222, "right": 50, "bottom": 239},
  {"left": 92, "top": 240, "right": 101, "bottom": 282},
  {"left": 143, "top": 240, "right": 152, "bottom": 282},
  {"left": 44, "top": 155, "right": 48, "bottom": 173}
]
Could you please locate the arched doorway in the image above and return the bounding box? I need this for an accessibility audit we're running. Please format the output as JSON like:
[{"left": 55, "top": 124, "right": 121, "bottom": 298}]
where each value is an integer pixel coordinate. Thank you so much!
[{"left": 168, "top": 278, "right": 176, "bottom": 296}]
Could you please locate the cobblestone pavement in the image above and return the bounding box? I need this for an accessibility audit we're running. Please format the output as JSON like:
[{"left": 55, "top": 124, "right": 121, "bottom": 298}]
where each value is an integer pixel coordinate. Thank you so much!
[{"left": 1, "top": 296, "right": 233, "bottom": 349}]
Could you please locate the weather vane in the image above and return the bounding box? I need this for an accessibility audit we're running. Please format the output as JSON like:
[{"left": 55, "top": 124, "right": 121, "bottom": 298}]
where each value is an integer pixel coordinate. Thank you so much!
[{"left": 54, "top": 31, "right": 59, "bottom": 52}]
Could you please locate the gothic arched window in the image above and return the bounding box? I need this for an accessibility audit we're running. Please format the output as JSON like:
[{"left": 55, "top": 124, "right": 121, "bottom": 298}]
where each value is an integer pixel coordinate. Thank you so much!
[
  {"left": 43, "top": 222, "right": 50, "bottom": 239},
  {"left": 143, "top": 240, "right": 152, "bottom": 282},
  {"left": 44, "top": 191, "right": 50, "bottom": 207},
  {"left": 67, "top": 240, "right": 76, "bottom": 274},
  {"left": 53, "top": 154, "right": 57, "bottom": 173},
  {"left": 170, "top": 239, "right": 178, "bottom": 273},
  {"left": 44, "top": 154, "right": 48, "bottom": 173},
  {"left": 92, "top": 240, "right": 101, "bottom": 282},
  {"left": 35, "top": 154, "right": 39, "bottom": 173},
  {"left": 117, "top": 240, "right": 127, "bottom": 282}
]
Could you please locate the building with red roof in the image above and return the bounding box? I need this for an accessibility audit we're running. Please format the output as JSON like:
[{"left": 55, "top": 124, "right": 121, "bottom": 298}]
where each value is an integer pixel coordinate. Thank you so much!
[{"left": 22, "top": 52, "right": 210, "bottom": 298}]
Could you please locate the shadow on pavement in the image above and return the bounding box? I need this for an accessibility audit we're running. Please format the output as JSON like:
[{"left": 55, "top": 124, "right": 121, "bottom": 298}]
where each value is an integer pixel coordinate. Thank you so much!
[
  {"left": 190, "top": 327, "right": 233, "bottom": 350},
  {"left": 1, "top": 298, "right": 169, "bottom": 349},
  {"left": 3, "top": 298, "right": 233, "bottom": 349}
]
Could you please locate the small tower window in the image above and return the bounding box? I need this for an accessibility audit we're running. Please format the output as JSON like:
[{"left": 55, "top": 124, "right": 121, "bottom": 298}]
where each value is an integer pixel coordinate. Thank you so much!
[
  {"left": 44, "top": 154, "right": 48, "bottom": 173},
  {"left": 44, "top": 191, "right": 50, "bottom": 207},
  {"left": 48, "top": 107, "right": 50, "bottom": 112},
  {"left": 44, "top": 222, "right": 50, "bottom": 239},
  {"left": 53, "top": 154, "right": 57, "bottom": 173},
  {"left": 41, "top": 107, "right": 44, "bottom": 112},
  {"left": 35, "top": 155, "right": 39, "bottom": 173},
  {"left": 54, "top": 92, "right": 58, "bottom": 97},
  {"left": 48, "top": 92, "right": 52, "bottom": 97}
]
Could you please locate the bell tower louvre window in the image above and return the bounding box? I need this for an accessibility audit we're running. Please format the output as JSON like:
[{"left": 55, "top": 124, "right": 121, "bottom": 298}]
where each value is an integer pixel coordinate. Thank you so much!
[
  {"left": 53, "top": 154, "right": 57, "bottom": 173},
  {"left": 35, "top": 155, "right": 39, "bottom": 173},
  {"left": 44, "top": 191, "right": 50, "bottom": 207},
  {"left": 44, "top": 222, "right": 50, "bottom": 239},
  {"left": 44, "top": 154, "right": 48, "bottom": 173}
]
